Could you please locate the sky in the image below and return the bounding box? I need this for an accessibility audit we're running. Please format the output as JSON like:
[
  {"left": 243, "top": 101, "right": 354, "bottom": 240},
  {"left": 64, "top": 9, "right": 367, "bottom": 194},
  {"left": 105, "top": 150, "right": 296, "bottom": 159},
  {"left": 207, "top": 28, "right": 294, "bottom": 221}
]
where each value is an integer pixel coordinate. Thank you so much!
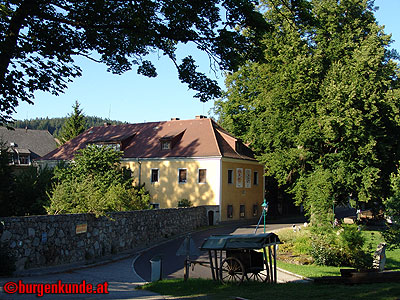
[{"left": 11, "top": 0, "right": 400, "bottom": 124}]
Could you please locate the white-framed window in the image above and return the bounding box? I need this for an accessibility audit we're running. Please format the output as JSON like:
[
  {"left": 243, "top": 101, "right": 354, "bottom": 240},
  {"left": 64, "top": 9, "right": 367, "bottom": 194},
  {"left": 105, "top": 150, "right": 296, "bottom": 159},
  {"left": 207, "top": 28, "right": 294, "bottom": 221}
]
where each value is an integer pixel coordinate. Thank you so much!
[
  {"left": 151, "top": 203, "right": 160, "bottom": 209},
  {"left": 227, "top": 169, "right": 234, "bottom": 184},
  {"left": 240, "top": 205, "right": 245, "bottom": 218},
  {"left": 253, "top": 204, "right": 258, "bottom": 217},
  {"left": 227, "top": 205, "right": 233, "bottom": 218},
  {"left": 94, "top": 143, "right": 121, "bottom": 151},
  {"left": 253, "top": 171, "right": 259, "bottom": 186},
  {"left": 8, "top": 153, "right": 14, "bottom": 165},
  {"left": 19, "top": 154, "right": 30, "bottom": 165},
  {"left": 151, "top": 169, "right": 159, "bottom": 183},
  {"left": 161, "top": 141, "right": 171, "bottom": 150},
  {"left": 178, "top": 168, "right": 187, "bottom": 183},
  {"left": 198, "top": 169, "right": 207, "bottom": 183}
]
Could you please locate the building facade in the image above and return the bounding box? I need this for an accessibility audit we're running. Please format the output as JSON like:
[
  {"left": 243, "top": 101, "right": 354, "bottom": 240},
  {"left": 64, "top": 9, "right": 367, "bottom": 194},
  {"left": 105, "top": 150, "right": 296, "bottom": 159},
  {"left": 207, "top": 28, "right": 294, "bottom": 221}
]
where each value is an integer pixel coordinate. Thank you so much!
[
  {"left": 0, "top": 127, "right": 57, "bottom": 171},
  {"left": 40, "top": 116, "right": 264, "bottom": 222}
]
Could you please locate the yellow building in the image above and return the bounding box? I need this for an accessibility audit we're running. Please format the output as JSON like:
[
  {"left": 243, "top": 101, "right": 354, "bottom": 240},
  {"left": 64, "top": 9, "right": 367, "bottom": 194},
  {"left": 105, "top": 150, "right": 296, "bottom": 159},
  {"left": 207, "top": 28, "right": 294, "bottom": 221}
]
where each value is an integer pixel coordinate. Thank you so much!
[{"left": 40, "top": 116, "right": 264, "bottom": 222}]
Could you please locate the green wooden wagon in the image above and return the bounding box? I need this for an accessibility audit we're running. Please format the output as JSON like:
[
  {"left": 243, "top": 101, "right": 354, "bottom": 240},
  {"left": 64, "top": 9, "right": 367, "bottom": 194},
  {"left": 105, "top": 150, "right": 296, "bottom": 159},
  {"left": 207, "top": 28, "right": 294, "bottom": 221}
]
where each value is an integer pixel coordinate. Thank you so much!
[{"left": 200, "top": 233, "right": 281, "bottom": 285}]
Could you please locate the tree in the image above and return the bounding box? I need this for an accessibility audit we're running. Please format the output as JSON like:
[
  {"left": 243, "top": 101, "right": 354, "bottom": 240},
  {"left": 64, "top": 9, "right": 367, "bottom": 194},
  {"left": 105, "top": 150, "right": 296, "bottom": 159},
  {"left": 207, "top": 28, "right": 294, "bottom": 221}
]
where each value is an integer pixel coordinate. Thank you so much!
[
  {"left": 47, "top": 144, "right": 151, "bottom": 216},
  {"left": 12, "top": 166, "right": 54, "bottom": 215},
  {"left": 0, "top": 138, "right": 53, "bottom": 217},
  {"left": 382, "top": 166, "right": 400, "bottom": 249},
  {"left": 58, "top": 100, "right": 87, "bottom": 144},
  {"left": 216, "top": 0, "right": 400, "bottom": 224},
  {"left": 13, "top": 116, "right": 124, "bottom": 136},
  {"left": 0, "top": 138, "right": 14, "bottom": 216},
  {"left": 0, "top": 0, "right": 269, "bottom": 126}
]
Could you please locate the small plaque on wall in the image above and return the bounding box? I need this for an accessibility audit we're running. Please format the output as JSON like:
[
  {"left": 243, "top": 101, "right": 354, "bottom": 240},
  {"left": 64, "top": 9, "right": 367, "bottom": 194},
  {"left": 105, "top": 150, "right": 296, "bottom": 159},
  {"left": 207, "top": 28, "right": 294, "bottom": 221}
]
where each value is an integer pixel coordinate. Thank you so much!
[
  {"left": 75, "top": 223, "right": 87, "bottom": 234},
  {"left": 41, "top": 232, "right": 47, "bottom": 243}
]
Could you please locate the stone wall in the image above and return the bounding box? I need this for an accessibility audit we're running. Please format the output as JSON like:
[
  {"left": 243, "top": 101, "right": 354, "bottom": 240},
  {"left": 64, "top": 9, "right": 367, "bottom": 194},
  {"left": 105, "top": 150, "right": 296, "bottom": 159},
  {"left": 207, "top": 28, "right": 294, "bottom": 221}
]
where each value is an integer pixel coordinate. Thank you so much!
[{"left": 0, "top": 207, "right": 207, "bottom": 271}]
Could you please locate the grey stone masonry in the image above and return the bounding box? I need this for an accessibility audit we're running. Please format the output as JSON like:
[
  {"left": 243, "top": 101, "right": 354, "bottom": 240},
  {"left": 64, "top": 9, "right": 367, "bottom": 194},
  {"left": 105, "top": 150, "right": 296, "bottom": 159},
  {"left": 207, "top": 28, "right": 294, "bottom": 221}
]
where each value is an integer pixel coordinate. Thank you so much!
[{"left": 0, "top": 207, "right": 207, "bottom": 271}]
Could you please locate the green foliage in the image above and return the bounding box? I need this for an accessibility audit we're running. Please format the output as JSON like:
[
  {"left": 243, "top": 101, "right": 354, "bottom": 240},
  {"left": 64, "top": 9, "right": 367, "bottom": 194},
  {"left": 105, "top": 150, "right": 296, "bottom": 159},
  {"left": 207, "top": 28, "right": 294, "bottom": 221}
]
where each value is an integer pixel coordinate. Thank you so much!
[
  {"left": 0, "top": 138, "right": 14, "bottom": 216},
  {"left": 47, "top": 145, "right": 150, "bottom": 216},
  {"left": 0, "top": 0, "right": 268, "bottom": 126},
  {"left": 12, "top": 166, "right": 54, "bottom": 216},
  {"left": 177, "top": 199, "right": 193, "bottom": 207},
  {"left": 309, "top": 225, "right": 372, "bottom": 269},
  {"left": 382, "top": 165, "right": 400, "bottom": 250},
  {"left": 279, "top": 227, "right": 400, "bottom": 272},
  {"left": 13, "top": 116, "right": 124, "bottom": 137},
  {"left": 216, "top": 0, "right": 400, "bottom": 225},
  {"left": 310, "top": 227, "right": 343, "bottom": 266},
  {"left": 276, "top": 227, "right": 313, "bottom": 260},
  {"left": 278, "top": 225, "right": 373, "bottom": 269},
  {"left": 0, "top": 139, "right": 53, "bottom": 217},
  {"left": 58, "top": 101, "right": 87, "bottom": 144}
]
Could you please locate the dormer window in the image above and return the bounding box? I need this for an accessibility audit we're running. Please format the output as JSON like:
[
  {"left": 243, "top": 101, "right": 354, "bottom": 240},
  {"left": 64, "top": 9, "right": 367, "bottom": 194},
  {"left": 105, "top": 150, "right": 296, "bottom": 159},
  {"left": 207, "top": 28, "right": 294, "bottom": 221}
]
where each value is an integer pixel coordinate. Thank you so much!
[
  {"left": 19, "top": 154, "right": 30, "bottom": 165},
  {"left": 107, "top": 143, "right": 121, "bottom": 151},
  {"left": 235, "top": 139, "right": 244, "bottom": 153},
  {"left": 161, "top": 141, "right": 171, "bottom": 150},
  {"left": 93, "top": 142, "right": 121, "bottom": 151},
  {"left": 160, "top": 129, "right": 186, "bottom": 151}
]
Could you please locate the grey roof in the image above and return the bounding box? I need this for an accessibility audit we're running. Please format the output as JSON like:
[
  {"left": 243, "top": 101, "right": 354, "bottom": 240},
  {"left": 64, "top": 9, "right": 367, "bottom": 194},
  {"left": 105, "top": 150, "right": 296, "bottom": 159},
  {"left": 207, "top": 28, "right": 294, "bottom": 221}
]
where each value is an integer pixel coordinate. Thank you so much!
[
  {"left": 0, "top": 128, "right": 57, "bottom": 160},
  {"left": 200, "top": 233, "right": 281, "bottom": 250}
]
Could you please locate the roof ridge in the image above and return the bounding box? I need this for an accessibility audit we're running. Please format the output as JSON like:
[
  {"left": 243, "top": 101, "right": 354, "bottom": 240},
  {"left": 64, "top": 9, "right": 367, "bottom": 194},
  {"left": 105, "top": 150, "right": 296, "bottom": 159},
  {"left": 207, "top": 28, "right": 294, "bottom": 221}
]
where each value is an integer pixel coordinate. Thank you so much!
[
  {"left": 91, "top": 118, "right": 218, "bottom": 129},
  {"left": 6, "top": 128, "right": 51, "bottom": 133},
  {"left": 209, "top": 119, "right": 222, "bottom": 157},
  {"left": 90, "top": 120, "right": 165, "bottom": 129},
  {"left": 211, "top": 120, "right": 238, "bottom": 140}
]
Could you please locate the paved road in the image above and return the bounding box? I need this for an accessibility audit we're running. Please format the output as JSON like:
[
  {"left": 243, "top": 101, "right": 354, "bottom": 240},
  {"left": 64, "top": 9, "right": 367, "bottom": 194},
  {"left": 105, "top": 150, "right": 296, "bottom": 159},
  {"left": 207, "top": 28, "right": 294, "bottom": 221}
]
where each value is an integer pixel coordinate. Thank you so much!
[
  {"left": 0, "top": 218, "right": 307, "bottom": 299},
  {"left": 0, "top": 256, "right": 162, "bottom": 300},
  {"left": 134, "top": 219, "right": 307, "bottom": 282}
]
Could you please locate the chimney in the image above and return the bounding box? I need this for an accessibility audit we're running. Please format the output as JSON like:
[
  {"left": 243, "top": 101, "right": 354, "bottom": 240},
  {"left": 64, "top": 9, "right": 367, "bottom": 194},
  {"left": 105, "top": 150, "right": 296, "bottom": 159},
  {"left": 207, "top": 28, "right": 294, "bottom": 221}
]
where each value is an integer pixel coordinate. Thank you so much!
[
  {"left": 195, "top": 115, "right": 207, "bottom": 119},
  {"left": 171, "top": 118, "right": 180, "bottom": 121}
]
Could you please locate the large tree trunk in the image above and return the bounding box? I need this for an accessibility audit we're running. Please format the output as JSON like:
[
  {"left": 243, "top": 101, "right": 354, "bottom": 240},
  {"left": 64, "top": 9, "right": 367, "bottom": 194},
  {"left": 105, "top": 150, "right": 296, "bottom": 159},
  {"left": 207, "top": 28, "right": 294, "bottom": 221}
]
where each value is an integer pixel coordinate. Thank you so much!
[{"left": 0, "top": 1, "right": 37, "bottom": 86}]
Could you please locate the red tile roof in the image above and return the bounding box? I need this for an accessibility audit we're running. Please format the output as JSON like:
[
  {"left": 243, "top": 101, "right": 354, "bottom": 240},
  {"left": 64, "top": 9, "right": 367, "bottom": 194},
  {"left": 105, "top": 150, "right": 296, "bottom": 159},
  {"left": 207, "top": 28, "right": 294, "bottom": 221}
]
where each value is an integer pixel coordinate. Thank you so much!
[{"left": 40, "top": 118, "right": 256, "bottom": 161}]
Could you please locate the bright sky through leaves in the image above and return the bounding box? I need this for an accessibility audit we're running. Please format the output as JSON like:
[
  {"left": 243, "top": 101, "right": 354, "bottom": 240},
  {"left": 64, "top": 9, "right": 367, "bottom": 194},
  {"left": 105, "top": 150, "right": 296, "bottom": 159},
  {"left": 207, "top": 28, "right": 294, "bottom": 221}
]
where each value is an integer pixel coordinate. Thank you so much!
[{"left": 11, "top": 0, "right": 399, "bottom": 124}]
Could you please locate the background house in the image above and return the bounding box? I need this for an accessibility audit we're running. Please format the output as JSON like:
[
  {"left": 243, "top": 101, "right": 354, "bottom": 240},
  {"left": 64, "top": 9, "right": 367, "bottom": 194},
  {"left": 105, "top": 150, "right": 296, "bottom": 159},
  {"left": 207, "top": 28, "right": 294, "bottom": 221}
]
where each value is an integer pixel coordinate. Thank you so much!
[
  {"left": 39, "top": 116, "right": 265, "bottom": 223},
  {"left": 0, "top": 127, "right": 57, "bottom": 172}
]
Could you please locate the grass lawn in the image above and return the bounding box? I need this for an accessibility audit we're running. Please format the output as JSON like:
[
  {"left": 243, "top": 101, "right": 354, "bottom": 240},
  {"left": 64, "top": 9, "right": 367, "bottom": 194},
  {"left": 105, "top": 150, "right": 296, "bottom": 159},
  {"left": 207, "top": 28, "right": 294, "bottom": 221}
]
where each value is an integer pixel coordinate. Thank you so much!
[
  {"left": 277, "top": 260, "right": 341, "bottom": 278},
  {"left": 141, "top": 278, "right": 400, "bottom": 300}
]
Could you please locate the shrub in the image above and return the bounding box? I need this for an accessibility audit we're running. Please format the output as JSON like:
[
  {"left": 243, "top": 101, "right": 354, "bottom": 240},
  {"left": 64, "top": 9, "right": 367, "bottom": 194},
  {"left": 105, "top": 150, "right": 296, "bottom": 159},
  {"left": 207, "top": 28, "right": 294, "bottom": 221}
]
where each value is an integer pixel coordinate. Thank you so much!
[
  {"left": 177, "top": 199, "right": 193, "bottom": 207},
  {"left": 338, "top": 225, "right": 373, "bottom": 269},
  {"left": 47, "top": 178, "right": 151, "bottom": 216},
  {"left": 47, "top": 145, "right": 151, "bottom": 216},
  {"left": 310, "top": 227, "right": 343, "bottom": 266},
  {"left": 276, "top": 227, "right": 313, "bottom": 256},
  {"left": 383, "top": 167, "right": 400, "bottom": 250},
  {"left": 309, "top": 225, "right": 373, "bottom": 269}
]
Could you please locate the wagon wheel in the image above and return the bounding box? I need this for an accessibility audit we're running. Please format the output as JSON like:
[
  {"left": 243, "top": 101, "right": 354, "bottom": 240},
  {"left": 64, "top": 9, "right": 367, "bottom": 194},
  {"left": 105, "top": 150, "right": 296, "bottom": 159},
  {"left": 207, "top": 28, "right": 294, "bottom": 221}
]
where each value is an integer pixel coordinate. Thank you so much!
[
  {"left": 219, "top": 257, "right": 245, "bottom": 285},
  {"left": 246, "top": 269, "right": 269, "bottom": 282}
]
